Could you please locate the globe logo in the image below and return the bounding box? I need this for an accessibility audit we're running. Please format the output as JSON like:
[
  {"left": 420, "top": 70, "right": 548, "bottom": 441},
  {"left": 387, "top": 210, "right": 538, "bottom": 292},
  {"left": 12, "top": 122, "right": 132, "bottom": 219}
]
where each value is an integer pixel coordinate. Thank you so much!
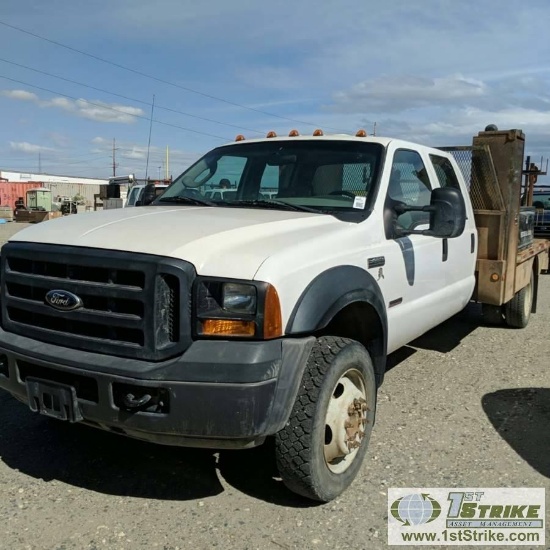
[{"left": 391, "top": 493, "right": 441, "bottom": 526}]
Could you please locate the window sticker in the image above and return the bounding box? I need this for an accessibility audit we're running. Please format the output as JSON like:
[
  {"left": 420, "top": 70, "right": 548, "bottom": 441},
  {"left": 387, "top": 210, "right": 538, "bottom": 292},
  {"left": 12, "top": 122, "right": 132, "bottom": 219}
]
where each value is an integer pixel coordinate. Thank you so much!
[{"left": 353, "top": 196, "right": 366, "bottom": 209}]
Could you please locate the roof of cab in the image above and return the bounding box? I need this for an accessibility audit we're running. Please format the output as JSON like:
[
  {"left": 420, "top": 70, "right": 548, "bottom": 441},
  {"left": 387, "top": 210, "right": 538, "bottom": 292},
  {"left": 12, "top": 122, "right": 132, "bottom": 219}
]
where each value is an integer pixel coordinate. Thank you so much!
[
  {"left": 218, "top": 133, "right": 451, "bottom": 158},
  {"left": 222, "top": 134, "right": 395, "bottom": 147}
]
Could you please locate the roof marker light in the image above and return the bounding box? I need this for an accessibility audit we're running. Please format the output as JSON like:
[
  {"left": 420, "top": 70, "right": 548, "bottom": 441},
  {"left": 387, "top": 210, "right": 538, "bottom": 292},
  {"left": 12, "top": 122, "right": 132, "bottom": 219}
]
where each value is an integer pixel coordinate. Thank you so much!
[
  {"left": 289, "top": 129, "right": 300, "bottom": 137},
  {"left": 266, "top": 131, "right": 277, "bottom": 138},
  {"left": 355, "top": 129, "right": 367, "bottom": 137},
  {"left": 313, "top": 129, "right": 324, "bottom": 136},
  {"left": 235, "top": 134, "right": 246, "bottom": 141}
]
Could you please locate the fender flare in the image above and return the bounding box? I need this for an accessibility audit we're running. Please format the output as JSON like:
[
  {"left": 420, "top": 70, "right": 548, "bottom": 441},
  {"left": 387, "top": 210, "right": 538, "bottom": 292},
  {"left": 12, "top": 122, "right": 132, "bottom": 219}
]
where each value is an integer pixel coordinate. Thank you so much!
[{"left": 286, "top": 265, "right": 388, "bottom": 378}]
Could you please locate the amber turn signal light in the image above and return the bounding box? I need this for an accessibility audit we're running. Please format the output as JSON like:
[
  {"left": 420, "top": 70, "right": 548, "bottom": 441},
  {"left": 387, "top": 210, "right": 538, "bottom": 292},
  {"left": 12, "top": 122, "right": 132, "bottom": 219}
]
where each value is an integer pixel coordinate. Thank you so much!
[
  {"left": 264, "top": 284, "right": 283, "bottom": 339},
  {"left": 490, "top": 273, "right": 500, "bottom": 282},
  {"left": 200, "top": 319, "right": 255, "bottom": 337}
]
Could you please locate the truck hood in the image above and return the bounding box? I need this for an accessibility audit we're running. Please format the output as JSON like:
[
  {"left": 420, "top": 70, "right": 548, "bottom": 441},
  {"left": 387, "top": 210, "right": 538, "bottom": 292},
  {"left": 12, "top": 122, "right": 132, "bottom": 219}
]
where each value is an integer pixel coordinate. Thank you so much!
[{"left": 10, "top": 206, "right": 345, "bottom": 279}]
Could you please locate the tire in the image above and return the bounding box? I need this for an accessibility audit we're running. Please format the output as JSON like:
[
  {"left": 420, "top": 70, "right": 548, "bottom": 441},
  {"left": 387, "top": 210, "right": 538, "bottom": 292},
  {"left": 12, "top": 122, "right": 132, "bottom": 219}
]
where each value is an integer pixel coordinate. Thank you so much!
[
  {"left": 504, "top": 271, "right": 534, "bottom": 328},
  {"left": 275, "top": 336, "right": 377, "bottom": 502},
  {"left": 481, "top": 304, "right": 504, "bottom": 325}
]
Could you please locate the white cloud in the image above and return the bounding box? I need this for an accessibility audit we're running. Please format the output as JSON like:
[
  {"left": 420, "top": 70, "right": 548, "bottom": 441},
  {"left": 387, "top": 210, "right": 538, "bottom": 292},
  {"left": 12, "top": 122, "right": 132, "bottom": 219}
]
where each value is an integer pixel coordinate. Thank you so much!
[
  {"left": 10, "top": 142, "right": 56, "bottom": 154},
  {"left": 45, "top": 132, "right": 70, "bottom": 148},
  {"left": 42, "top": 97, "right": 143, "bottom": 123},
  {"left": 73, "top": 99, "right": 143, "bottom": 123},
  {"left": 121, "top": 146, "right": 147, "bottom": 160},
  {"left": 361, "top": 106, "right": 550, "bottom": 155},
  {"left": 92, "top": 137, "right": 106, "bottom": 144},
  {"left": 1, "top": 89, "right": 39, "bottom": 102},
  {"left": 1, "top": 89, "right": 143, "bottom": 124},
  {"left": 332, "top": 75, "right": 488, "bottom": 113}
]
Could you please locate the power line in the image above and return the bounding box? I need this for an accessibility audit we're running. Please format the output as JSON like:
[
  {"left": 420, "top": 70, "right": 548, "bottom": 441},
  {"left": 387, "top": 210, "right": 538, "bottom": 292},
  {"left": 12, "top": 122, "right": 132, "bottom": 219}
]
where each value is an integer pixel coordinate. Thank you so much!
[
  {"left": 0, "top": 57, "right": 265, "bottom": 135},
  {"left": 0, "top": 19, "right": 341, "bottom": 131},
  {"left": 0, "top": 74, "right": 230, "bottom": 141},
  {"left": 62, "top": 156, "right": 111, "bottom": 166}
]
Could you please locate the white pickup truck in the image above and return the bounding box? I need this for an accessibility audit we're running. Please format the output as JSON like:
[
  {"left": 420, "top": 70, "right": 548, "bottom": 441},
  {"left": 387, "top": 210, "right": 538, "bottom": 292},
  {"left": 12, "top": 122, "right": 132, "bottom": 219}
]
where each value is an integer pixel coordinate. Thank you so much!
[{"left": 0, "top": 126, "right": 548, "bottom": 501}]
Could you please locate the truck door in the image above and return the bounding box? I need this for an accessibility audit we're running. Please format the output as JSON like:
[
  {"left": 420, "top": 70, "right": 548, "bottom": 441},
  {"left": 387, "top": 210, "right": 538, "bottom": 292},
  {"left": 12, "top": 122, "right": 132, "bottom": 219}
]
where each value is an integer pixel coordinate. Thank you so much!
[
  {"left": 382, "top": 148, "right": 451, "bottom": 351},
  {"left": 428, "top": 153, "right": 477, "bottom": 310}
]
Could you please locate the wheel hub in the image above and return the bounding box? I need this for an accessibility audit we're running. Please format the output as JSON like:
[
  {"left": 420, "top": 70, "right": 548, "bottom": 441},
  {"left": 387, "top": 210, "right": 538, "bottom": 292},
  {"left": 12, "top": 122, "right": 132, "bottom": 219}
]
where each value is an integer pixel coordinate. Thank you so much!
[
  {"left": 324, "top": 370, "right": 369, "bottom": 473},
  {"left": 344, "top": 398, "right": 368, "bottom": 450}
]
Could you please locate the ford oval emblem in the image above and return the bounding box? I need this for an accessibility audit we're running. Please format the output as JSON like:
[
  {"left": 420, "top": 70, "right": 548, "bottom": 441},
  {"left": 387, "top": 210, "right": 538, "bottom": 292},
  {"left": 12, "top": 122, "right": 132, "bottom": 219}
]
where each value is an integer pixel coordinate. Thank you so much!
[{"left": 44, "top": 290, "right": 83, "bottom": 311}]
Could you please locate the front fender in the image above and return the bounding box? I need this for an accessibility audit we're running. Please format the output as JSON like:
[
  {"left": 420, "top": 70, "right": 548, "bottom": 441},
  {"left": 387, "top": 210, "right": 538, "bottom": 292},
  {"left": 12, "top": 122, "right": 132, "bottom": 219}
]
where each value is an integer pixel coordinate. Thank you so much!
[{"left": 285, "top": 265, "right": 387, "bottom": 379}]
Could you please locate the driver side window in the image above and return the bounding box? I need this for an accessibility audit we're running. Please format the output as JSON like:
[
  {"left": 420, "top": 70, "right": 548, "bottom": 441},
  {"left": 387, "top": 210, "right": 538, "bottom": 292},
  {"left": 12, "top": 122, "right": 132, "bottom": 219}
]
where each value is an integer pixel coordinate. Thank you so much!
[{"left": 387, "top": 150, "right": 433, "bottom": 231}]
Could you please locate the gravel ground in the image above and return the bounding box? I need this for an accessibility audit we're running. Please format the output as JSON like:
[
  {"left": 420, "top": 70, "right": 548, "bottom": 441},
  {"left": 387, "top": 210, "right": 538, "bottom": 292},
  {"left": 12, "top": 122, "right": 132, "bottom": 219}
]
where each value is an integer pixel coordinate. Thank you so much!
[
  {"left": 0, "top": 222, "right": 32, "bottom": 246},
  {"left": 0, "top": 223, "right": 548, "bottom": 549}
]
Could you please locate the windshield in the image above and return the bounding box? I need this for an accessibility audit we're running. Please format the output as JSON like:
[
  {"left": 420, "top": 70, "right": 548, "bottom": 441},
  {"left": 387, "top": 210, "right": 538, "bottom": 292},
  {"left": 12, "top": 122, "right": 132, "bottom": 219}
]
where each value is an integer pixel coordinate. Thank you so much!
[{"left": 158, "top": 140, "right": 384, "bottom": 220}]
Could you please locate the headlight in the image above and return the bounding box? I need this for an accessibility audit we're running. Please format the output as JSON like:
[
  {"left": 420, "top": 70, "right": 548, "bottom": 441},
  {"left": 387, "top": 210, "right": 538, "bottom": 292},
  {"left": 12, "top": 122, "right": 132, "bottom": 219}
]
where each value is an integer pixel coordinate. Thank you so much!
[
  {"left": 222, "top": 283, "right": 257, "bottom": 314},
  {"left": 194, "top": 278, "right": 282, "bottom": 339}
]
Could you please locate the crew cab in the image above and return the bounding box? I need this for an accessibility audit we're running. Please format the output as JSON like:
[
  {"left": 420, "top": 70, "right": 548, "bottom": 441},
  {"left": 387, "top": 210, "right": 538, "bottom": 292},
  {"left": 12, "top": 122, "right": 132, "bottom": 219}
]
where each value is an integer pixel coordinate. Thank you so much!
[{"left": 0, "top": 127, "right": 547, "bottom": 502}]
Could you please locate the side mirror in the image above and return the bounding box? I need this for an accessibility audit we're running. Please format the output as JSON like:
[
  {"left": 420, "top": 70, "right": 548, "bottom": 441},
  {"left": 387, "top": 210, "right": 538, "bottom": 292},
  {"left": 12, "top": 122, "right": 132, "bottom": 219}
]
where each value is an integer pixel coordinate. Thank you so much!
[
  {"left": 140, "top": 184, "right": 157, "bottom": 206},
  {"left": 426, "top": 187, "right": 466, "bottom": 238},
  {"left": 396, "top": 187, "right": 466, "bottom": 238}
]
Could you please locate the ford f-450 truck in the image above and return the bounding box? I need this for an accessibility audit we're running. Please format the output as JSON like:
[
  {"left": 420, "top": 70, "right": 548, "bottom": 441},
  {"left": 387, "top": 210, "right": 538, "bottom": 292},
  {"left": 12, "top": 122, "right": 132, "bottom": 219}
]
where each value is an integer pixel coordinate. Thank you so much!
[{"left": 0, "top": 126, "right": 548, "bottom": 501}]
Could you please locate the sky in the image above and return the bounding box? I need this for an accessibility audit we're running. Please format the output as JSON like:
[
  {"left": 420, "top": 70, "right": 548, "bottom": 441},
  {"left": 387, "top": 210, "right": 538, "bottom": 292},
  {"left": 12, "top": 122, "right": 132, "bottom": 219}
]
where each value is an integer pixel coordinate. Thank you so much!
[{"left": 0, "top": 0, "right": 549, "bottom": 182}]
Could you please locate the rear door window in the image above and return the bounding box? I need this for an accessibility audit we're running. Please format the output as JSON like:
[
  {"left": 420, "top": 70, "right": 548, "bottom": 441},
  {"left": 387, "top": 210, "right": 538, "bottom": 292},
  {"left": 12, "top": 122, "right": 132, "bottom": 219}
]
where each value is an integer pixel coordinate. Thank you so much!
[{"left": 429, "top": 155, "right": 461, "bottom": 189}]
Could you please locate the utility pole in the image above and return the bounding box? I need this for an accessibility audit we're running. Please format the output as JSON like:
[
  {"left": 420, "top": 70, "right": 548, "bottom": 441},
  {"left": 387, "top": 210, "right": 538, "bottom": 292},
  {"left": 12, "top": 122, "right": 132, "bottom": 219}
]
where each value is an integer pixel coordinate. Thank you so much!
[
  {"left": 38, "top": 152, "right": 41, "bottom": 173},
  {"left": 145, "top": 94, "right": 155, "bottom": 182},
  {"left": 112, "top": 138, "right": 118, "bottom": 177}
]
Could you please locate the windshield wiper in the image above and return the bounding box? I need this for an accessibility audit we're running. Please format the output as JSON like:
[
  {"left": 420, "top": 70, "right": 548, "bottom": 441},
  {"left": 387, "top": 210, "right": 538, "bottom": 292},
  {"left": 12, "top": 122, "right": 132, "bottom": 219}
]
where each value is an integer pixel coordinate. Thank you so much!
[
  {"left": 157, "top": 196, "right": 216, "bottom": 206},
  {"left": 227, "top": 199, "right": 321, "bottom": 214}
]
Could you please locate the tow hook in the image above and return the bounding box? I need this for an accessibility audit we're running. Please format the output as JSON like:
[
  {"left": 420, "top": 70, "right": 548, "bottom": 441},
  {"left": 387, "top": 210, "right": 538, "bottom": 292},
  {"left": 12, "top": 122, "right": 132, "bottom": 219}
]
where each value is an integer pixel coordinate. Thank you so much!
[{"left": 122, "top": 392, "right": 152, "bottom": 410}]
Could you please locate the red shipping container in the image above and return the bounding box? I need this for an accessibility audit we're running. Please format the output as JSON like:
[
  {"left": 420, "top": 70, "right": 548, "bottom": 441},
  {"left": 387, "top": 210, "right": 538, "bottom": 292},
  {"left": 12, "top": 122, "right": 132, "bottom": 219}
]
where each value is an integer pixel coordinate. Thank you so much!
[{"left": 0, "top": 182, "right": 44, "bottom": 211}]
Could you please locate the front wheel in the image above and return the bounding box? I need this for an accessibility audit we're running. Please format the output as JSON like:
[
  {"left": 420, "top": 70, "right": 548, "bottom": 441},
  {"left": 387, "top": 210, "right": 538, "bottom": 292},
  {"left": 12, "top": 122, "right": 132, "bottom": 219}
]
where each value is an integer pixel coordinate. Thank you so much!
[{"left": 275, "top": 336, "right": 377, "bottom": 502}]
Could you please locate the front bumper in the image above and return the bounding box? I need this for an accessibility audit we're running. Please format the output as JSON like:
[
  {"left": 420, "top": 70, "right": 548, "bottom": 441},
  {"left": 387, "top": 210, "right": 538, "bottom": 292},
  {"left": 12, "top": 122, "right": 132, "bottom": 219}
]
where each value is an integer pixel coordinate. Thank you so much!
[{"left": 0, "top": 328, "right": 314, "bottom": 449}]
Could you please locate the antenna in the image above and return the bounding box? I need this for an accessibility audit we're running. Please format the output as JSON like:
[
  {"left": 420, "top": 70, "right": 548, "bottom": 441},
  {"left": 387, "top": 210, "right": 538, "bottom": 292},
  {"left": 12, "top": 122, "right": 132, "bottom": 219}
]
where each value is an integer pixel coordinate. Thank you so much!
[
  {"left": 145, "top": 94, "right": 155, "bottom": 181},
  {"left": 373, "top": 122, "right": 377, "bottom": 136}
]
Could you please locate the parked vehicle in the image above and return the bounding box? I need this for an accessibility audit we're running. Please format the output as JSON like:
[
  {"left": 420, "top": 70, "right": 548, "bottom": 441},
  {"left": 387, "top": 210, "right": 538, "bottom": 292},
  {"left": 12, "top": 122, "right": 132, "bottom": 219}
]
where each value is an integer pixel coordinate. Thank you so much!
[
  {"left": 532, "top": 185, "right": 550, "bottom": 238},
  {"left": 203, "top": 188, "right": 238, "bottom": 201},
  {"left": 0, "top": 126, "right": 548, "bottom": 502},
  {"left": 260, "top": 189, "right": 278, "bottom": 199},
  {"left": 125, "top": 184, "right": 169, "bottom": 207}
]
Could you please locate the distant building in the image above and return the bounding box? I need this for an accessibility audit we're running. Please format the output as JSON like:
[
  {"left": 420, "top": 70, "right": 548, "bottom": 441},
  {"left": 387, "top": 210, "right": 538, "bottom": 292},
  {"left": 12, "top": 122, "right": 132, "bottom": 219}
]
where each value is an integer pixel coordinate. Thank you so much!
[
  {"left": 0, "top": 169, "right": 108, "bottom": 186},
  {"left": 0, "top": 170, "right": 110, "bottom": 210}
]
